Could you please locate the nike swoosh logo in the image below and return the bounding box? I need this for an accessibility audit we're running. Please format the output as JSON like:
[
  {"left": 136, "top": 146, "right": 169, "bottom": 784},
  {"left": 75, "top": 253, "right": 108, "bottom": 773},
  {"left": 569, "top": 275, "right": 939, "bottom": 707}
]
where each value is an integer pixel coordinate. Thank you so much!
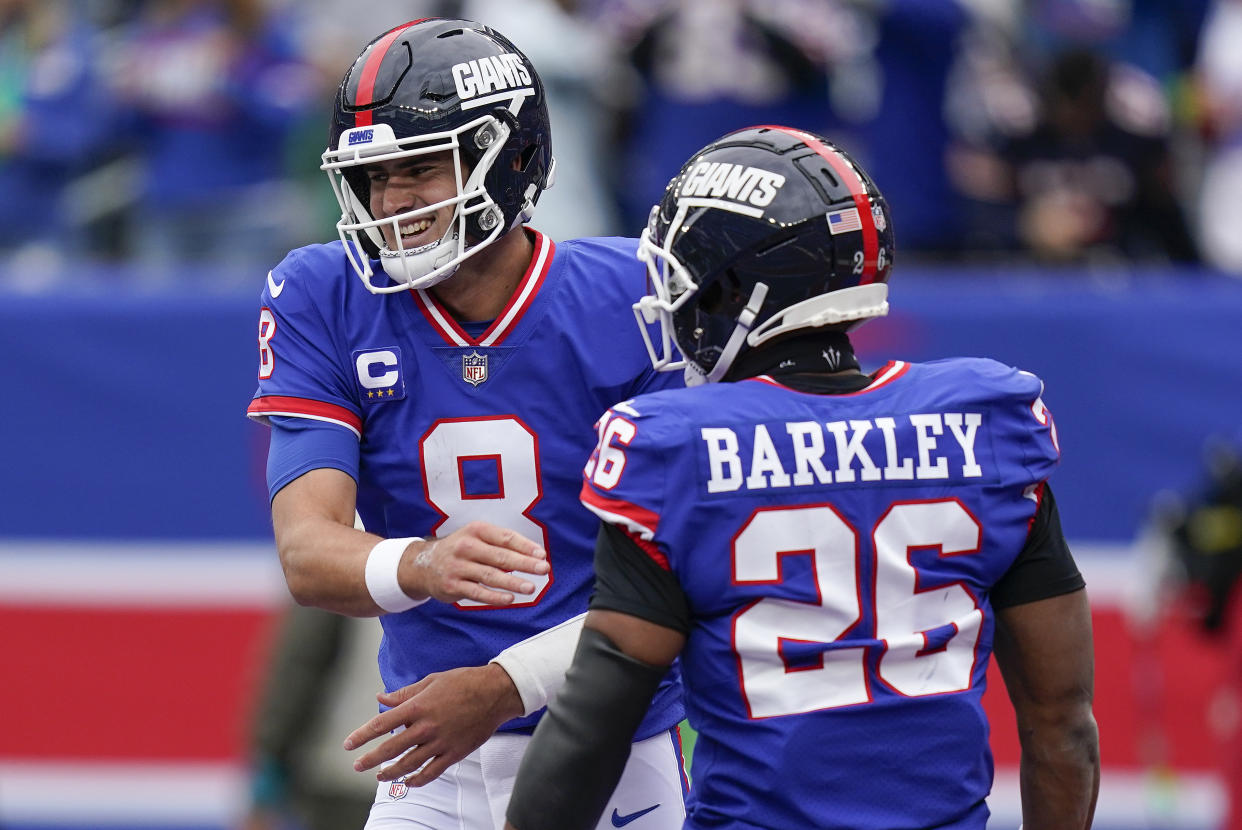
[
  {"left": 611, "top": 804, "right": 660, "bottom": 827},
  {"left": 267, "top": 271, "right": 286, "bottom": 298}
]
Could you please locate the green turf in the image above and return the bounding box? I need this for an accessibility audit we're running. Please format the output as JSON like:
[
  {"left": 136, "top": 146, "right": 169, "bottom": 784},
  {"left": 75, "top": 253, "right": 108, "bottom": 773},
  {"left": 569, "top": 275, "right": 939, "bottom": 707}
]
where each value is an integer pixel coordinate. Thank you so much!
[{"left": 678, "top": 719, "right": 697, "bottom": 783}]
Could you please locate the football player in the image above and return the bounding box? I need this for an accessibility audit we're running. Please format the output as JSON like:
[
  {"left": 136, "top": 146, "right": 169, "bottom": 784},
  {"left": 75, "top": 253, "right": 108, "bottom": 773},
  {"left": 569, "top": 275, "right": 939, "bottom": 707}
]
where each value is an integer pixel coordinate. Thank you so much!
[
  {"left": 246, "top": 19, "right": 687, "bottom": 830},
  {"left": 505, "top": 126, "right": 1100, "bottom": 830}
]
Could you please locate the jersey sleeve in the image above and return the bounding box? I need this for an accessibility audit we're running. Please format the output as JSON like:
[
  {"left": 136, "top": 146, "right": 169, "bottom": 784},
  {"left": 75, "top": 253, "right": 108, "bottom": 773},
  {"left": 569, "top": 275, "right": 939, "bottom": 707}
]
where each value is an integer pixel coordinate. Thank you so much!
[
  {"left": 590, "top": 522, "right": 692, "bottom": 633},
  {"left": 579, "top": 398, "right": 675, "bottom": 554},
  {"left": 245, "top": 247, "right": 363, "bottom": 438},
  {"left": 1013, "top": 369, "right": 1061, "bottom": 483},
  {"left": 970, "top": 361, "right": 1061, "bottom": 490},
  {"left": 991, "top": 482, "right": 1085, "bottom": 608}
]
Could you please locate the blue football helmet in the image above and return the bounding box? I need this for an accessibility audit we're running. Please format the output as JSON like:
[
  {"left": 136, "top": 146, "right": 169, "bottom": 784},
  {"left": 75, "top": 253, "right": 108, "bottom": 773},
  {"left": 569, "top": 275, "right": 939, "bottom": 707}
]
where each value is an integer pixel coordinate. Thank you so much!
[
  {"left": 322, "top": 18, "right": 555, "bottom": 293},
  {"left": 635, "top": 125, "right": 894, "bottom": 384}
]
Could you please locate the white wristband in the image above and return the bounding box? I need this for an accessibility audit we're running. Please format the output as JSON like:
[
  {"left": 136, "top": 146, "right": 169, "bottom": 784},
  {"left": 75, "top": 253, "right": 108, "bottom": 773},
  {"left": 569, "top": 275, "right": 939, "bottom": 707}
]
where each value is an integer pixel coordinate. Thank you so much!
[
  {"left": 489, "top": 613, "right": 586, "bottom": 716},
  {"left": 365, "top": 537, "right": 428, "bottom": 613}
]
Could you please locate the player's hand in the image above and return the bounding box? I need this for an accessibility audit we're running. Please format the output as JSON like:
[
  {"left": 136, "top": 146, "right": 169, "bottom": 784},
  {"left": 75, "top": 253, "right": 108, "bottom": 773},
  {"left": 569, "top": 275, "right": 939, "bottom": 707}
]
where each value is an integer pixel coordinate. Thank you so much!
[
  {"left": 404, "top": 521, "right": 549, "bottom": 605},
  {"left": 344, "top": 663, "right": 524, "bottom": 786}
]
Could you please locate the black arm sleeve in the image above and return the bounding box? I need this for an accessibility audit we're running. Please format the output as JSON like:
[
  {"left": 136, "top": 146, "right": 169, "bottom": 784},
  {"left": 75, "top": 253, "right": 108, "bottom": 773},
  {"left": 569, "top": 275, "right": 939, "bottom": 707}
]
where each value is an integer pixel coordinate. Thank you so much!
[
  {"left": 991, "top": 483, "right": 1086, "bottom": 609},
  {"left": 590, "top": 522, "right": 692, "bottom": 634},
  {"left": 505, "top": 627, "right": 669, "bottom": 830}
]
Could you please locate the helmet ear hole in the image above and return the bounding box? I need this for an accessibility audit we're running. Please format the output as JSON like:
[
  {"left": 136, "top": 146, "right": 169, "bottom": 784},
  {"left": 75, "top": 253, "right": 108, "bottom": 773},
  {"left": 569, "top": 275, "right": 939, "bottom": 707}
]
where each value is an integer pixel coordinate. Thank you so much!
[
  {"left": 342, "top": 168, "right": 370, "bottom": 208},
  {"left": 699, "top": 281, "right": 725, "bottom": 314},
  {"left": 517, "top": 144, "right": 538, "bottom": 173}
]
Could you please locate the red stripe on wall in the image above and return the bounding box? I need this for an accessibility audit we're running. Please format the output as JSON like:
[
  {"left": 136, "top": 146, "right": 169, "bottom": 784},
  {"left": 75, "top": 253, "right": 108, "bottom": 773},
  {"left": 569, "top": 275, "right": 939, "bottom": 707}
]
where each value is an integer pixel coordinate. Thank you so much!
[
  {"left": 0, "top": 605, "right": 278, "bottom": 761},
  {"left": 982, "top": 604, "right": 1230, "bottom": 770}
]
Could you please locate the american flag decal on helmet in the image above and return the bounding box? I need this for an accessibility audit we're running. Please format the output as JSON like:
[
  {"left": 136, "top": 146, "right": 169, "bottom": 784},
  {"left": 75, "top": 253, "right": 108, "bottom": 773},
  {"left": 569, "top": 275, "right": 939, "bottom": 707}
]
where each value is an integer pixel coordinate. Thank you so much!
[{"left": 827, "top": 208, "right": 862, "bottom": 234}]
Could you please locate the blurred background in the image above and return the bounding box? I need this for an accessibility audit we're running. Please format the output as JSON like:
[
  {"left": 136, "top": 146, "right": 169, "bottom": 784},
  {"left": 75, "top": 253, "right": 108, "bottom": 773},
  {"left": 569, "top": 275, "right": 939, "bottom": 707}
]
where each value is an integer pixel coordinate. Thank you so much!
[{"left": 1, "top": 0, "right": 1241, "bottom": 828}]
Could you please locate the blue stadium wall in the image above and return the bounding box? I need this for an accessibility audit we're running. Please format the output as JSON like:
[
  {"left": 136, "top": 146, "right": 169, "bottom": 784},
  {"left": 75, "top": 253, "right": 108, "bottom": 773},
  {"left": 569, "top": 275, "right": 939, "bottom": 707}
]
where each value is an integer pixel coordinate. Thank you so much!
[{"left": 1, "top": 266, "right": 1239, "bottom": 829}]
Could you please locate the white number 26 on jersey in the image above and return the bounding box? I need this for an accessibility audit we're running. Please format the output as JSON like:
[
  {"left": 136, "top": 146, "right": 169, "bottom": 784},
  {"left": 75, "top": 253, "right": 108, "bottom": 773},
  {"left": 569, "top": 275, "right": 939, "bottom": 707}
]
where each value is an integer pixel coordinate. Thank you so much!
[{"left": 734, "top": 499, "right": 983, "bottom": 718}]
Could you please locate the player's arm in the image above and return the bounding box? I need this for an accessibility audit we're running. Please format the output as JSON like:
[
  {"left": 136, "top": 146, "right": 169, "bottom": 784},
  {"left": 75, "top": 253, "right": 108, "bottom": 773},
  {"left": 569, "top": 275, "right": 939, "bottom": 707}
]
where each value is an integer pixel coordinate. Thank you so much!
[
  {"left": 269, "top": 440, "right": 549, "bottom": 615},
  {"left": 346, "top": 520, "right": 682, "bottom": 786},
  {"left": 994, "top": 589, "right": 1099, "bottom": 829},
  {"left": 505, "top": 613, "right": 684, "bottom": 830},
  {"left": 505, "top": 523, "right": 690, "bottom": 830},
  {"left": 345, "top": 613, "right": 588, "bottom": 786},
  {"left": 991, "top": 485, "right": 1100, "bottom": 829}
]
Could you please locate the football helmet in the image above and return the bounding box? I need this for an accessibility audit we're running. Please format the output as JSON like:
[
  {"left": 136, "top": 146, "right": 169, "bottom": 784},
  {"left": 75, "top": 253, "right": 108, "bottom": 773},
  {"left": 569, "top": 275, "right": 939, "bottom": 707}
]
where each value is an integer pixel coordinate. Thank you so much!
[
  {"left": 634, "top": 125, "right": 894, "bottom": 385},
  {"left": 322, "top": 18, "right": 555, "bottom": 293}
]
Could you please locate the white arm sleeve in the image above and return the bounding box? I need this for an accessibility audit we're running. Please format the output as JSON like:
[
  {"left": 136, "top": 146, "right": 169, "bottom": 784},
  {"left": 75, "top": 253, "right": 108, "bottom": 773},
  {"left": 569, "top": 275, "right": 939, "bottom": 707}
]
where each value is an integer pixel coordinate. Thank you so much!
[{"left": 489, "top": 612, "right": 586, "bottom": 716}]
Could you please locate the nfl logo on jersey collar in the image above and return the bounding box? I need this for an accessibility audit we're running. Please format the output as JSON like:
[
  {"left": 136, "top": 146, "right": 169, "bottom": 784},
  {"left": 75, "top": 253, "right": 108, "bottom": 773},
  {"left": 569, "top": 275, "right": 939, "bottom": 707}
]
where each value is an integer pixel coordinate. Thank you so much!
[
  {"left": 462, "top": 351, "right": 488, "bottom": 386},
  {"left": 353, "top": 346, "right": 407, "bottom": 403}
]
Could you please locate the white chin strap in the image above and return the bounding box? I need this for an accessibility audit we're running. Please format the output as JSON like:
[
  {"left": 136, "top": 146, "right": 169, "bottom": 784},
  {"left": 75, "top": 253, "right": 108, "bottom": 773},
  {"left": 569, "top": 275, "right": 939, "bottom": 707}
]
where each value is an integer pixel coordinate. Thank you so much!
[{"left": 686, "top": 283, "right": 770, "bottom": 387}]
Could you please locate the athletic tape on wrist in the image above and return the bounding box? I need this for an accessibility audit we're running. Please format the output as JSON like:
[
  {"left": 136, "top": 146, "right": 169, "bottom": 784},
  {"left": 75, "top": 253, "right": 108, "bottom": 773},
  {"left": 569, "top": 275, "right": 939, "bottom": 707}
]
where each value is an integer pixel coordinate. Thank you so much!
[
  {"left": 490, "top": 613, "right": 585, "bottom": 716},
  {"left": 365, "top": 537, "right": 428, "bottom": 613}
]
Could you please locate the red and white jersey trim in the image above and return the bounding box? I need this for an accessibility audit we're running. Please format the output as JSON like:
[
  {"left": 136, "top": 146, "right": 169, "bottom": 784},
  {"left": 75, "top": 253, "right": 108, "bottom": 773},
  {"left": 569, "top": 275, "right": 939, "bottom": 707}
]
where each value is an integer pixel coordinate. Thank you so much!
[
  {"left": 863, "top": 360, "right": 909, "bottom": 391},
  {"left": 748, "top": 361, "right": 910, "bottom": 396},
  {"left": 246, "top": 395, "right": 363, "bottom": 439},
  {"left": 411, "top": 229, "right": 555, "bottom": 347},
  {"left": 580, "top": 485, "right": 659, "bottom": 541}
]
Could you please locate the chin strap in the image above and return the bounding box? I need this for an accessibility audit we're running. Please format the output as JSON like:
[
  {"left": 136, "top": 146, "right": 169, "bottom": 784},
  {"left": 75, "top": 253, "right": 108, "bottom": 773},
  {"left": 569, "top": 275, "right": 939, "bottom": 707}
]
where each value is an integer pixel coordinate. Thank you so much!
[{"left": 690, "top": 282, "right": 769, "bottom": 387}]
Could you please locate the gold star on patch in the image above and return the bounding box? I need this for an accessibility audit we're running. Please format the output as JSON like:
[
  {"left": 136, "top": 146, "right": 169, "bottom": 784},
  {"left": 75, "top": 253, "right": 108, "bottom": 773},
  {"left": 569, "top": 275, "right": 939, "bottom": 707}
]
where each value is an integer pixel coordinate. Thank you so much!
[{"left": 367, "top": 391, "right": 375, "bottom": 398}]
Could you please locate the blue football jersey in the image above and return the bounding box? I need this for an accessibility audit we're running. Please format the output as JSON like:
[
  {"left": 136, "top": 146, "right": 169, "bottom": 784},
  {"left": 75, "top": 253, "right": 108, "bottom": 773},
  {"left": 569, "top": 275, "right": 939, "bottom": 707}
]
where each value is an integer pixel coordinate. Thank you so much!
[
  {"left": 247, "top": 230, "right": 685, "bottom": 736},
  {"left": 581, "top": 359, "right": 1061, "bottom": 829}
]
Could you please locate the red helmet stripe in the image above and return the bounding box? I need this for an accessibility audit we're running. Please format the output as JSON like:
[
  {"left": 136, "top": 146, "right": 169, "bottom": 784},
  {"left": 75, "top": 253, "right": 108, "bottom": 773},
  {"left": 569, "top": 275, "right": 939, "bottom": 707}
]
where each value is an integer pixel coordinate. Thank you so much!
[
  {"left": 761, "top": 125, "right": 881, "bottom": 284},
  {"left": 353, "top": 19, "right": 430, "bottom": 127}
]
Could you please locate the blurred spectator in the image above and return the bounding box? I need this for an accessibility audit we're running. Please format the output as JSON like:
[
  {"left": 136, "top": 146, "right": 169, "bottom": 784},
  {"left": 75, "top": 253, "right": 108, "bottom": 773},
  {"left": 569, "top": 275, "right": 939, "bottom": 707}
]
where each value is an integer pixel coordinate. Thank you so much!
[
  {"left": 847, "top": 0, "right": 974, "bottom": 257},
  {"left": 955, "top": 45, "right": 1199, "bottom": 263},
  {"left": 238, "top": 603, "right": 382, "bottom": 830},
  {"left": 590, "top": 0, "right": 988, "bottom": 254},
  {"left": 0, "top": 0, "right": 118, "bottom": 282},
  {"left": 1157, "top": 439, "right": 1242, "bottom": 829},
  {"left": 1193, "top": 0, "right": 1242, "bottom": 275},
  {"left": 108, "top": 0, "right": 318, "bottom": 279},
  {"left": 1024, "top": 0, "right": 1210, "bottom": 85},
  {"left": 589, "top": 0, "right": 844, "bottom": 231}
]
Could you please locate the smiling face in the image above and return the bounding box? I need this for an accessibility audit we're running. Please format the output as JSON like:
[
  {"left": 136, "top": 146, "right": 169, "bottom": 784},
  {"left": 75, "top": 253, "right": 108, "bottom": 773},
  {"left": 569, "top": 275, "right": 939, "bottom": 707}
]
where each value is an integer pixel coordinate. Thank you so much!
[{"left": 365, "top": 151, "right": 462, "bottom": 253}]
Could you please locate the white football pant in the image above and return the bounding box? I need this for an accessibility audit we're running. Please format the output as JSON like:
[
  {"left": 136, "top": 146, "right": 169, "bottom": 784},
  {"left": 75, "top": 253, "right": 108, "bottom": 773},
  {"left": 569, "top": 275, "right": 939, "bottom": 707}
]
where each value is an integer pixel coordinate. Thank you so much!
[{"left": 364, "top": 727, "right": 689, "bottom": 829}]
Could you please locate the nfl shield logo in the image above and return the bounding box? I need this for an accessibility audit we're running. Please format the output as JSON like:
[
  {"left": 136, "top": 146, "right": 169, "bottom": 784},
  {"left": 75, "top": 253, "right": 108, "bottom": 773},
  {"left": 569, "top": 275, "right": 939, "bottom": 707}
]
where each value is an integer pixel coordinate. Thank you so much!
[
  {"left": 462, "top": 351, "right": 488, "bottom": 386},
  {"left": 871, "top": 203, "right": 887, "bottom": 232},
  {"left": 389, "top": 779, "right": 408, "bottom": 800}
]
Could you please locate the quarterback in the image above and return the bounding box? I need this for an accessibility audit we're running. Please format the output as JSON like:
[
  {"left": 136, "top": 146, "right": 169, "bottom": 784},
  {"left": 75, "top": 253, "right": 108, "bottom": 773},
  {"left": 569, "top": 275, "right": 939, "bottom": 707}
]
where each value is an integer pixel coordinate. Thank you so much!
[{"left": 247, "top": 19, "right": 686, "bottom": 830}]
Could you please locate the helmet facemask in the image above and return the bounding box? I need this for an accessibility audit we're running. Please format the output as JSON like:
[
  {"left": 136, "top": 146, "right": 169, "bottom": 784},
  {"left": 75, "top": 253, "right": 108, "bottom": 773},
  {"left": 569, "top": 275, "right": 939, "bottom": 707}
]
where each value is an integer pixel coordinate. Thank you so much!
[
  {"left": 634, "top": 202, "right": 701, "bottom": 376},
  {"left": 322, "top": 115, "right": 513, "bottom": 294},
  {"left": 635, "top": 199, "right": 775, "bottom": 387}
]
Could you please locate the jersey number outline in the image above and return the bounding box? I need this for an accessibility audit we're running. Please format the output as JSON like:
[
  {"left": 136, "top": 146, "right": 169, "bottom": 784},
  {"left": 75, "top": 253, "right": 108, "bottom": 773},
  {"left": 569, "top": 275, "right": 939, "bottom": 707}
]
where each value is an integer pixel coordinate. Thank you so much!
[
  {"left": 420, "top": 416, "right": 552, "bottom": 609},
  {"left": 258, "top": 308, "right": 276, "bottom": 379},
  {"left": 733, "top": 499, "right": 983, "bottom": 718}
]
